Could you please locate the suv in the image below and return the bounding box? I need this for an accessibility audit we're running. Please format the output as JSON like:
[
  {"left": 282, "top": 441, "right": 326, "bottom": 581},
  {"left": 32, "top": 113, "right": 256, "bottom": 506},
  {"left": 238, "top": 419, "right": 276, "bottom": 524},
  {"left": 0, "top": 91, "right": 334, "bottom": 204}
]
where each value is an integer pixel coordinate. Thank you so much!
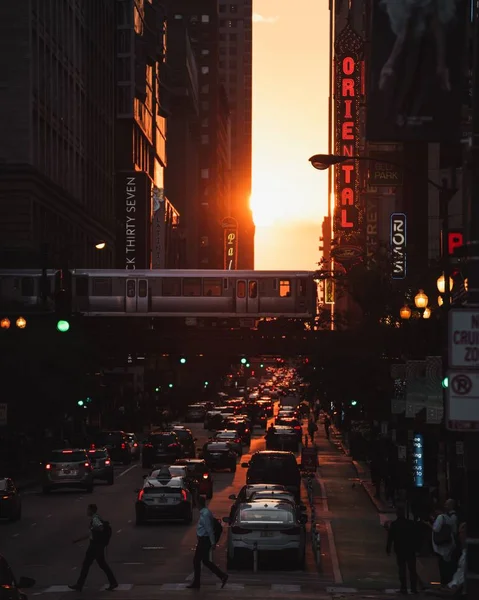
[
  {"left": 42, "top": 449, "right": 94, "bottom": 494},
  {"left": 171, "top": 426, "right": 196, "bottom": 458},
  {"left": 175, "top": 458, "right": 213, "bottom": 499},
  {"left": 87, "top": 447, "right": 114, "bottom": 485},
  {"left": 135, "top": 474, "right": 193, "bottom": 525},
  {"left": 142, "top": 432, "right": 184, "bottom": 468},
  {"left": 242, "top": 451, "right": 301, "bottom": 501},
  {"left": 92, "top": 431, "right": 131, "bottom": 465}
]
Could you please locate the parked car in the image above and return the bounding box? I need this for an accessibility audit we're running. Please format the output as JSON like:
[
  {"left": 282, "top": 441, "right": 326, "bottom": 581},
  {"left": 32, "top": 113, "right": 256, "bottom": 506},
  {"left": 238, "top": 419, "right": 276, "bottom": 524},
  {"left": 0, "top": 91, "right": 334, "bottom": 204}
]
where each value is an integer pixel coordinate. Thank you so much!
[
  {"left": 41, "top": 449, "right": 94, "bottom": 494},
  {"left": 87, "top": 447, "right": 114, "bottom": 485},
  {"left": 242, "top": 451, "right": 301, "bottom": 501},
  {"left": 224, "top": 499, "right": 307, "bottom": 568},
  {"left": 0, "top": 478, "right": 21, "bottom": 521},
  {"left": 142, "top": 432, "right": 184, "bottom": 468}
]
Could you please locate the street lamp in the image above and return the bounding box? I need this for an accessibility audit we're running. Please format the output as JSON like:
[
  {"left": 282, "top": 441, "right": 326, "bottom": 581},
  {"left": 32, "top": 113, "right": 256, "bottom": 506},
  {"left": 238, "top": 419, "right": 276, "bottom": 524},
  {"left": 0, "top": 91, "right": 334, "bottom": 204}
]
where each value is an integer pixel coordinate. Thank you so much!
[
  {"left": 414, "top": 290, "right": 429, "bottom": 309},
  {"left": 438, "top": 295, "right": 444, "bottom": 307},
  {"left": 95, "top": 242, "right": 106, "bottom": 250},
  {"left": 400, "top": 305, "right": 412, "bottom": 320},
  {"left": 0, "top": 318, "right": 11, "bottom": 329},
  {"left": 15, "top": 317, "right": 27, "bottom": 329},
  {"left": 437, "top": 274, "right": 454, "bottom": 294},
  {"left": 423, "top": 307, "right": 432, "bottom": 319}
]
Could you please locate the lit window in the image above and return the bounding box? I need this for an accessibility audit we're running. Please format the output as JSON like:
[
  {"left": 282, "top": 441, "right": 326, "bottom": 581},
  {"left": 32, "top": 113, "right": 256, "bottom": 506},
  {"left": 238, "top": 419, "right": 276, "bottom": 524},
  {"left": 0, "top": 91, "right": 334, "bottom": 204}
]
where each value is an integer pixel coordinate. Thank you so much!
[
  {"left": 279, "top": 280, "right": 291, "bottom": 297},
  {"left": 201, "top": 15, "right": 210, "bottom": 23},
  {"left": 174, "top": 14, "right": 182, "bottom": 19},
  {"left": 201, "top": 134, "right": 209, "bottom": 145},
  {"left": 201, "top": 49, "right": 210, "bottom": 56},
  {"left": 201, "top": 169, "right": 209, "bottom": 179},
  {"left": 201, "top": 66, "right": 209, "bottom": 75}
]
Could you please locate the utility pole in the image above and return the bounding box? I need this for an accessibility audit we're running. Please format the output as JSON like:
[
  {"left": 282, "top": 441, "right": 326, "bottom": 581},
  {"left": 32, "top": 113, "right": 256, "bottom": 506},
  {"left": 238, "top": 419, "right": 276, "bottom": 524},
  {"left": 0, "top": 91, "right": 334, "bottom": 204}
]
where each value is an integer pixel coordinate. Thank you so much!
[{"left": 465, "top": 0, "right": 479, "bottom": 597}]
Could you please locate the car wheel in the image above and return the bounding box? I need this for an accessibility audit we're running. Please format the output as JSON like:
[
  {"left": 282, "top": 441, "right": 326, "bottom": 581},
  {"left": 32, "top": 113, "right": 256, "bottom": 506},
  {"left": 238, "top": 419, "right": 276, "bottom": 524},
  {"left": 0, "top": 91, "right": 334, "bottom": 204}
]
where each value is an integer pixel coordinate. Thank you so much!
[
  {"left": 42, "top": 486, "right": 51, "bottom": 495},
  {"left": 184, "top": 508, "right": 193, "bottom": 524},
  {"left": 107, "top": 475, "right": 114, "bottom": 486},
  {"left": 85, "top": 485, "right": 94, "bottom": 493}
]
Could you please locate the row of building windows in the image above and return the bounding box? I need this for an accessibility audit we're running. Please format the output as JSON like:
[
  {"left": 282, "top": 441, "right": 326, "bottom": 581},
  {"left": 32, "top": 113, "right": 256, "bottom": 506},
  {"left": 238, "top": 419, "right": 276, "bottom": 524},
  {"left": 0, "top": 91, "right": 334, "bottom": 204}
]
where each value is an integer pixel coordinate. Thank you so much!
[{"left": 174, "top": 14, "right": 210, "bottom": 24}]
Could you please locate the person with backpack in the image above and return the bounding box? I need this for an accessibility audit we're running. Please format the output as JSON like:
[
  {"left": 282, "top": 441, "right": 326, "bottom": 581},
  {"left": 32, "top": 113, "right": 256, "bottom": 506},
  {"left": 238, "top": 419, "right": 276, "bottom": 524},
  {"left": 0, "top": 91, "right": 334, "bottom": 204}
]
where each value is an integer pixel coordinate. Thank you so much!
[
  {"left": 187, "top": 496, "right": 228, "bottom": 590},
  {"left": 69, "top": 503, "right": 118, "bottom": 592},
  {"left": 430, "top": 499, "right": 458, "bottom": 585}
]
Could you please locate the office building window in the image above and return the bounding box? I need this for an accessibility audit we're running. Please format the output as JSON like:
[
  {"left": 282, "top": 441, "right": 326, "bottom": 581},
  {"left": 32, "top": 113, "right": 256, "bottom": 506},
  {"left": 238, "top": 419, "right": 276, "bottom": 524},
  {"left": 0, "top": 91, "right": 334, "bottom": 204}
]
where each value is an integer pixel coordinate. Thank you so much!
[
  {"left": 219, "top": 4, "right": 226, "bottom": 11},
  {"left": 201, "top": 118, "right": 208, "bottom": 127},
  {"left": 230, "top": 4, "right": 238, "bottom": 12},
  {"left": 201, "top": 169, "right": 209, "bottom": 179},
  {"left": 201, "top": 66, "right": 209, "bottom": 74},
  {"left": 230, "top": 60, "right": 237, "bottom": 69},
  {"left": 220, "top": 47, "right": 227, "bottom": 55},
  {"left": 201, "top": 84, "right": 209, "bottom": 94},
  {"left": 228, "top": 20, "right": 235, "bottom": 27},
  {"left": 219, "top": 60, "right": 225, "bottom": 69},
  {"left": 174, "top": 14, "right": 182, "bottom": 19},
  {"left": 201, "top": 101, "right": 209, "bottom": 111},
  {"left": 201, "top": 15, "right": 210, "bottom": 23},
  {"left": 219, "top": 34, "right": 226, "bottom": 41},
  {"left": 201, "top": 134, "right": 209, "bottom": 145},
  {"left": 190, "top": 15, "right": 198, "bottom": 24},
  {"left": 220, "top": 19, "right": 227, "bottom": 27},
  {"left": 229, "top": 46, "right": 236, "bottom": 54},
  {"left": 201, "top": 48, "right": 210, "bottom": 55}
]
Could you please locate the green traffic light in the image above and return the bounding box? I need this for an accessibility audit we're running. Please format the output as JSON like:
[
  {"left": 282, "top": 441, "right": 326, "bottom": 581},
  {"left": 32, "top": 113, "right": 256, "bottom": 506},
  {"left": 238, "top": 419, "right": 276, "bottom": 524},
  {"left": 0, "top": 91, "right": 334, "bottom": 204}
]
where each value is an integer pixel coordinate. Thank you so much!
[
  {"left": 241, "top": 358, "right": 247, "bottom": 364},
  {"left": 442, "top": 377, "right": 449, "bottom": 389},
  {"left": 351, "top": 400, "right": 357, "bottom": 406},
  {"left": 204, "top": 381, "right": 209, "bottom": 386},
  {"left": 260, "top": 364, "right": 264, "bottom": 368},
  {"left": 77, "top": 400, "right": 84, "bottom": 406},
  {"left": 245, "top": 363, "right": 250, "bottom": 368},
  {"left": 180, "top": 357, "right": 187, "bottom": 364},
  {"left": 155, "top": 387, "right": 160, "bottom": 392},
  {"left": 168, "top": 383, "right": 173, "bottom": 388},
  {"left": 57, "top": 320, "right": 70, "bottom": 333}
]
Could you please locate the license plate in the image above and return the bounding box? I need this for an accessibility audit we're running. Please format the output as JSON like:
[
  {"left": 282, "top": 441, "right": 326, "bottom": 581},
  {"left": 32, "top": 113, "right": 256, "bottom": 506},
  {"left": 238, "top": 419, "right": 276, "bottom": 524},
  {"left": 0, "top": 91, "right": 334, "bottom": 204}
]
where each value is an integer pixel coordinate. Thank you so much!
[
  {"left": 260, "top": 531, "right": 274, "bottom": 537},
  {"left": 60, "top": 470, "right": 77, "bottom": 476},
  {"left": 156, "top": 497, "right": 168, "bottom": 504}
]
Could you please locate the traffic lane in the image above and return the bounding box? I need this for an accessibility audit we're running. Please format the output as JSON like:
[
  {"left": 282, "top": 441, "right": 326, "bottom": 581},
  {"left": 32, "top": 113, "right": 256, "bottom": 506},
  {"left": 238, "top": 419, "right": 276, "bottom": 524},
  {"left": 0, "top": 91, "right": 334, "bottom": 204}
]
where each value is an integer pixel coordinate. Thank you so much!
[{"left": 0, "top": 463, "right": 142, "bottom": 588}]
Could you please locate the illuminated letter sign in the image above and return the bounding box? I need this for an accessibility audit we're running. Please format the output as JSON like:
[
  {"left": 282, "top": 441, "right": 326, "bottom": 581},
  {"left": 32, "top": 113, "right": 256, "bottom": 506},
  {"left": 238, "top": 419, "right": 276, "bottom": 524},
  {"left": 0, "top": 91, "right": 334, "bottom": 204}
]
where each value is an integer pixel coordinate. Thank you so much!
[
  {"left": 412, "top": 433, "right": 424, "bottom": 488},
  {"left": 448, "top": 230, "right": 464, "bottom": 256},
  {"left": 222, "top": 217, "right": 238, "bottom": 270},
  {"left": 390, "top": 213, "right": 407, "bottom": 279}
]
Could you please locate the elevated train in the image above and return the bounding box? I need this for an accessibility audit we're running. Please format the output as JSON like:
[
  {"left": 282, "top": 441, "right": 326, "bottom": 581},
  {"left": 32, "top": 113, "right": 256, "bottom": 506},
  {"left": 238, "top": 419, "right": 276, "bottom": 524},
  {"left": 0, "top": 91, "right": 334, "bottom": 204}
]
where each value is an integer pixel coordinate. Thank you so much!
[{"left": 0, "top": 270, "right": 318, "bottom": 318}]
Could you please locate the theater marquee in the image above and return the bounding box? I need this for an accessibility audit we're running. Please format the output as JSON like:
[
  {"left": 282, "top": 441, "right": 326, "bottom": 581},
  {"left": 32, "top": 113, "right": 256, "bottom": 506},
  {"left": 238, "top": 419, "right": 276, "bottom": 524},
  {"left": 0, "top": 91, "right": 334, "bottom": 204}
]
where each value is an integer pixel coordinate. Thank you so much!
[{"left": 334, "top": 24, "right": 364, "bottom": 267}]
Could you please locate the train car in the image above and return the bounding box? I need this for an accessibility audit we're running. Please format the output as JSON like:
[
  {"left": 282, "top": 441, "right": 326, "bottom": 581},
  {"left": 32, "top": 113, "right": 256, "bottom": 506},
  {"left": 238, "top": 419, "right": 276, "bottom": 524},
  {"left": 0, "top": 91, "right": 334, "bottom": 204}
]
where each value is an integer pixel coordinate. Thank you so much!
[{"left": 0, "top": 269, "right": 318, "bottom": 319}]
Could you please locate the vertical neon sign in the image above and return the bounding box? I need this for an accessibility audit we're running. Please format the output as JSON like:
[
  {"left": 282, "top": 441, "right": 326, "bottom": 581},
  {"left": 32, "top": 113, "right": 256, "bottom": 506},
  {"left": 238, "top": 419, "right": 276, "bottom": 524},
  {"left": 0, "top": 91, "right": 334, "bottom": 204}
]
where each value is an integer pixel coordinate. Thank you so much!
[{"left": 412, "top": 433, "right": 424, "bottom": 487}]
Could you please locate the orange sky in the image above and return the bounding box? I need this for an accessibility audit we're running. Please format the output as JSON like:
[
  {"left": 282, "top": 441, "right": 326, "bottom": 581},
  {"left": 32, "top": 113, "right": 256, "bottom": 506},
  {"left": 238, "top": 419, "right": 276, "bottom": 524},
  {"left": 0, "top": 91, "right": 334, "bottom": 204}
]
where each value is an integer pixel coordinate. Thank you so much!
[{"left": 251, "top": 0, "right": 330, "bottom": 270}]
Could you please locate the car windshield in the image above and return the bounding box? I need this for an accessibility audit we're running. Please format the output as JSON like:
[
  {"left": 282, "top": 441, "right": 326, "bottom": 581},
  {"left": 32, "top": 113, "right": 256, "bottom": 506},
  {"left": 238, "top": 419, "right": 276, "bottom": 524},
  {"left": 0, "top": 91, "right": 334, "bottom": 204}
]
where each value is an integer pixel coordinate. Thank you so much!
[
  {"left": 217, "top": 432, "right": 237, "bottom": 439},
  {"left": 150, "top": 434, "right": 177, "bottom": 444},
  {"left": 88, "top": 450, "right": 108, "bottom": 459},
  {"left": 239, "top": 508, "right": 294, "bottom": 524},
  {"left": 50, "top": 451, "right": 87, "bottom": 463},
  {"left": 173, "top": 430, "right": 191, "bottom": 440},
  {"left": 252, "top": 492, "right": 294, "bottom": 501}
]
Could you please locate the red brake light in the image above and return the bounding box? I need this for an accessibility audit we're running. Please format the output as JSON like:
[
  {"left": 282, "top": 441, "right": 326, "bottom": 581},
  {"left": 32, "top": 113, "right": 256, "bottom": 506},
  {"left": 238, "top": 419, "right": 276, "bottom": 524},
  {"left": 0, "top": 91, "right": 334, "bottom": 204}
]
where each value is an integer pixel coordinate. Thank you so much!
[
  {"left": 234, "top": 438, "right": 241, "bottom": 444},
  {"left": 84, "top": 462, "right": 91, "bottom": 469},
  {"left": 181, "top": 489, "right": 187, "bottom": 501},
  {"left": 62, "top": 450, "right": 73, "bottom": 454},
  {"left": 138, "top": 489, "right": 144, "bottom": 500},
  {"left": 90, "top": 444, "right": 95, "bottom": 450},
  {"left": 202, "top": 473, "right": 209, "bottom": 479},
  {"left": 294, "top": 426, "right": 301, "bottom": 430},
  {"left": 45, "top": 463, "right": 51, "bottom": 470},
  {"left": 133, "top": 442, "right": 138, "bottom": 447},
  {"left": 121, "top": 443, "right": 126, "bottom": 449},
  {"left": 144, "top": 443, "right": 153, "bottom": 448},
  {"left": 168, "top": 443, "right": 179, "bottom": 449},
  {"left": 245, "top": 429, "right": 249, "bottom": 433},
  {"left": 105, "top": 459, "right": 111, "bottom": 465}
]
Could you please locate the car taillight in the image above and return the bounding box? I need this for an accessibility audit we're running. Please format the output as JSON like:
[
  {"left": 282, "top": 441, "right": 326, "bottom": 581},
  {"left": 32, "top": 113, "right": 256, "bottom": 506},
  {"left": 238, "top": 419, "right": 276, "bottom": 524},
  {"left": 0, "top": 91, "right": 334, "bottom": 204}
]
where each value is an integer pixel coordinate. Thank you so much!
[
  {"left": 234, "top": 438, "right": 241, "bottom": 444},
  {"left": 281, "top": 527, "right": 301, "bottom": 535},
  {"left": 121, "top": 443, "right": 126, "bottom": 449},
  {"left": 84, "top": 462, "right": 91, "bottom": 469},
  {"left": 144, "top": 443, "right": 153, "bottom": 448},
  {"left": 138, "top": 489, "right": 144, "bottom": 500},
  {"left": 231, "top": 526, "right": 252, "bottom": 534},
  {"left": 105, "top": 459, "right": 111, "bottom": 466},
  {"left": 181, "top": 489, "right": 187, "bottom": 501},
  {"left": 133, "top": 442, "right": 138, "bottom": 447},
  {"left": 202, "top": 473, "right": 209, "bottom": 479},
  {"left": 168, "top": 443, "right": 179, "bottom": 448},
  {"left": 294, "top": 426, "right": 301, "bottom": 431},
  {"left": 2, "top": 495, "right": 10, "bottom": 500},
  {"left": 45, "top": 464, "right": 51, "bottom": 470},
  {"left": 245, "top": 429, "right": 249, "bottom": 433}
]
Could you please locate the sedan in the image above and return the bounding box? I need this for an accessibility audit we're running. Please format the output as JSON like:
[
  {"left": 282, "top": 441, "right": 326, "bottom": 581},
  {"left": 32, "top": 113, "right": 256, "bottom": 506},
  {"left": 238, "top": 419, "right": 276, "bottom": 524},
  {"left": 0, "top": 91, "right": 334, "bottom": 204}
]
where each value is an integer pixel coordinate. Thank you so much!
[
  {"left": 0, "top": 478, "right": 21, "bottom": 521},
  {"left": 175, "top": 459, "right": 214, "bottom": 499},
  {"left": 212, "top": 430, "right": 243, "bottom": 456},
  {"left": 265, "top": 426, "right": 300, "bottom": 452},
  {"left": 201, "top": 442, "right": 237, "bottom": 473},
  {"left": 87, "top": 448, "right": 114, "bottom": 485},
  {"left": 224, "top": 499, "right": 307, "bottom": 568}
]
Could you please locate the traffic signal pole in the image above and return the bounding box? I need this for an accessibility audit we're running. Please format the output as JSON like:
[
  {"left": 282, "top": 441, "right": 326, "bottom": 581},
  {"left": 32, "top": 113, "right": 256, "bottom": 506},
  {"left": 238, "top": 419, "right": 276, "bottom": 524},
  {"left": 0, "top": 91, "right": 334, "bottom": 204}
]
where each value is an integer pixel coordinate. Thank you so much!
[{"left": 465, "top": 1, "right": 479, "bottom": 597}]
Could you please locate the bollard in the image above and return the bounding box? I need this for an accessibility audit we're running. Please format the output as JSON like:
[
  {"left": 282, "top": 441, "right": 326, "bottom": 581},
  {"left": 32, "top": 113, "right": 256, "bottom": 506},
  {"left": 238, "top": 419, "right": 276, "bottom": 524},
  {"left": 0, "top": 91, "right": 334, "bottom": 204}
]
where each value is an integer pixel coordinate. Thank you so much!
[{"left": 253, "top": 541, "right": 258, "bottom": 573}]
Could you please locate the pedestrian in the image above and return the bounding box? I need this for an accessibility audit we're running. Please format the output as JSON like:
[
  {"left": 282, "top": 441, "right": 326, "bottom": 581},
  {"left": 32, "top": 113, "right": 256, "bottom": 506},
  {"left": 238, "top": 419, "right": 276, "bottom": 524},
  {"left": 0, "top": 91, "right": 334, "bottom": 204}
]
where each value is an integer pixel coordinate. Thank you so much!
[
  {"left": 307, "top": 418, "right": 318, "bottom": 444},
  {"left": 430, "top": 499, "right": 458, "bottom": 585},
  {"left": 187, "top": 496, "right": 228, "bottom": 590},
  {"left": 386, "top": 506, "right": 419, "bottom": 595},
  {"left": 324, "top": 415, "right": 331, "bottom": 440},
  {"left": 69, "top": 504, "right": 117, "bottom": 592}
]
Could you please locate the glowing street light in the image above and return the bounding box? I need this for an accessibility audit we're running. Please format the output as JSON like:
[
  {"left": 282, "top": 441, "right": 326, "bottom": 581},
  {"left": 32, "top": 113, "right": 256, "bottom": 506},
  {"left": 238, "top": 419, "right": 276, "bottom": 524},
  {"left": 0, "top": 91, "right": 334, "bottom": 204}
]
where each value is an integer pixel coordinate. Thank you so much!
[
  {"left": 437, "top": 274, "right": 453, "bottom": 294},
  {"left": 414, "top": 290, "right": 428, "bottom": 309},
  {"left": 423, "top": 307, "right": 432, "bottom": 319},
  {"left": 95, "top": 241, "right": 106, "bottom": 250},
  {"left": 16, "top": 317, "right": 27, "bottom": 329},
  {"left": 0, "top": 318, "right": 11, "bottom": 330},
  {"left": 399, "top": 305, "right": 411, "bottom": 320}
]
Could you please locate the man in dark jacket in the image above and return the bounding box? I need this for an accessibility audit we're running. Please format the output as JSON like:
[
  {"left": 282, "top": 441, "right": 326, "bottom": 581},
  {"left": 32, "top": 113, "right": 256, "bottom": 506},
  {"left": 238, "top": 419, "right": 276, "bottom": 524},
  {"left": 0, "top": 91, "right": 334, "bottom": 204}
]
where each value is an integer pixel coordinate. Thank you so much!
[{"left": 386, "top": 506, "right": 418, "bottom": 594}]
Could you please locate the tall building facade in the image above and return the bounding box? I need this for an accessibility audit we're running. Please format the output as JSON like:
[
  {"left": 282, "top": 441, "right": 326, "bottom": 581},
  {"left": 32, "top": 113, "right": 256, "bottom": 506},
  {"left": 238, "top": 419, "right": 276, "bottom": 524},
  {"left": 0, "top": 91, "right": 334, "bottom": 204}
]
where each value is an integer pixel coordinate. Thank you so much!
[
  {"left": 115, "top": 0, "right": 181, "bottom": 270},
  {"left": 0, "top": 0, "right": 116, "bottom": 268},
  {"left": 218, "top": 0, "right": 254, "bottom": 268},
  {"left": 166, "top": 0, "right": 232, "bottom": 269}
]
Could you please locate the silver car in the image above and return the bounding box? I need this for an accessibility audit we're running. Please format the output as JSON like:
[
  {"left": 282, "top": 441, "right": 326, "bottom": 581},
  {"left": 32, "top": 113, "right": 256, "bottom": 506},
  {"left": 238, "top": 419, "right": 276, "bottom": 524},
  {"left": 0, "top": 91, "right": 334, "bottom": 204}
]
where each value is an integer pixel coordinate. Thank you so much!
[
  {"left": 212, "top": 430, "right": 243, "bottom": 456},
  {"left": 87, "top": 447, "right": 114, "bottom": 485},
  {"left": 225, "top": 499, "right": 307, "bottom": 568},
  {"left": 42, "top": 449, "right": 94, "bottom": 494}
]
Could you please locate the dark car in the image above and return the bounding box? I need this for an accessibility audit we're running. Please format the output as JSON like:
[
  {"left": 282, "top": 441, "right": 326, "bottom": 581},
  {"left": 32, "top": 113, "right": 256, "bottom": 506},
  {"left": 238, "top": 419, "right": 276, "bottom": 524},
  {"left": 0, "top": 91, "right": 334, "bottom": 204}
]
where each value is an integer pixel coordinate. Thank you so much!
[
  {"left": 0, "top": 478, "right": 21, "bottom": 521},
  {"left": 175, "top": 458, "right": 213, "bottom": 499},
  {"left": 171, "top": 426, "right": 196, "bottom": 458},
  {"left": 275, "top": 417, "right": 302, "bottom": 439},
  {"left": 265, "top": 426, "right": 300, "bottom": 452},
  {"left": 185, "top": 404, "right": 206, "bottom": 422},
  {"left": 92, "top": 431, "right": 131, "bottom": 465},
  {"left": 201, "top": 442, "right": 237, "bottom": 473},
  {"left": 225, "top": 418, "right": 251, "bottom": 445},
  {"left": 242, "top": 451, "right": 301, "bottom": 501},
  {"left": 142, "top": 432, "right": 184, "bottom": 468},
  {"left": 0, "top": 555, "right": 35, "bottom": 600},
  {"left": 87, "top": 448, "right": 114, "bottom": 485}
]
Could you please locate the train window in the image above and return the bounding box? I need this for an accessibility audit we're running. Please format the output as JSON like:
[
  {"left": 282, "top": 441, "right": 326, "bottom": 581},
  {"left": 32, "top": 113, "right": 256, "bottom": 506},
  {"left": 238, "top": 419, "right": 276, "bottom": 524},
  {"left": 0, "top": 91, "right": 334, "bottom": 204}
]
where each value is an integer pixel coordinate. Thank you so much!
[
  {"left": 203, "top": 278, "right": 222, "bottom": 297},
  {"left": 93, "top": 278, "right": 112, "bottom": 296},
  {"left": 183, "top": 278, "right": 201, "bottom": 296},
  {"left": 237, "top": 281, "right": 246, "bottom": 298},
  {"left": 298, "top": 278, "right": 307, "bottom": 297},
  {"left": 223, "top": 278, "right": 228, "bottom": 290},
  {"left": 76, "top": 277, "right": 89, "bottom": 297},
  {"left": 126, "top": 280, "right": 136, "bottom": 298},
  {"left": 138, "top": 280, "right": 148, "bottom": 298},
  {"left": 248, "top": 281, "right": 258, "bottom": 299},
  {"left": 163, "top": 278, "right": 181, "bottom": 296},
  {"left": 279, "top": 280, "right": 291, "bottom": 297},
  {"left": 21, "top": 277, "right": 34, "bottom": 296}
]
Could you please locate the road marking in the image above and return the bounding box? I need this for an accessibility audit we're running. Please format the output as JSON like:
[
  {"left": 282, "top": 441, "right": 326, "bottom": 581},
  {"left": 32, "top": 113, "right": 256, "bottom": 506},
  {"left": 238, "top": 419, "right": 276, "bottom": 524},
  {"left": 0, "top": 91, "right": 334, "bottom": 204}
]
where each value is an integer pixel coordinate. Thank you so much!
[
  {"left": 100, "top": 584, "right": 132, "bottom": 591},
  {"left": 32, "top": 593, "right": 43, "bottom": 596},
  {"left": 71, "top": 567, "right": 77, "bottom": 570},
  {"left": 43, "top": 586, "right": 73, "bottom": 593},
  {"left": 385, "top": 590, "right": 400, "bottom": 594},
  {"left": 315, "top": 474, "right": 329, "bottom": 512},
  {"left": 271, "top": 584, "right": 300, "bottom": 592},
  {"left": 326, "top": 586, "right": 357, "bottom": 593},
  {"left": 31, "top": 522, "right": 37, "bottom": 527},
  {"left": 216, "top": 583, "right": 244, "bottom": 590},
  {"left": 142, "top": 546, "right": 165, "bottom": 550},
  {"left": 127, "top": 519, "right": 132, "bottom": 524},
  {"left": 116, "top": 529, "right": 122, "bottom": 534},
  {"left": 324, "top": 520, "right": 343, "bottom": 584},
  {"left": 118, "top": 464, "right": 138, "bottom": 478}
]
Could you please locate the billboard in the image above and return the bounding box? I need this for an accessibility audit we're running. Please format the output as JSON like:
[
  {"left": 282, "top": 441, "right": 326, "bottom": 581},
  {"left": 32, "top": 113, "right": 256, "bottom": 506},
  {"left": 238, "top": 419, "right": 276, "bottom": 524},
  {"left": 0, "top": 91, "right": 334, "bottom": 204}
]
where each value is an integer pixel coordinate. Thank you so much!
[
  {"left": 333, "top": 24, "right": 365, "bottom": 269},
  {"left": 367, "top": 0, "right": 467, "bottom": 142},
  {"left": 368, "top": 152, "right": 403, "bottom": 186},
  {"left": 390, "top": 213, "right": 407, "bottom": 279},
  {"left": 222, "top": 217, "right": 238, "bottom": 270},
  {"left": 116, "top": 171, "right": 151, "bottom": 270}
]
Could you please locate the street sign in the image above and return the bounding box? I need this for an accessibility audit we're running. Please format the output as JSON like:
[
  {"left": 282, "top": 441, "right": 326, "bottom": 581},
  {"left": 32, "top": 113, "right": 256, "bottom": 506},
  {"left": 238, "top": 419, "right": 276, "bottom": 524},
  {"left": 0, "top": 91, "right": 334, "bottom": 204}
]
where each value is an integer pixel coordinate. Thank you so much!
[
  {"left": 449, "top": 309, "right": 479, "bottom": 368},
  {"left": 0, "top": 403, "right": 6, "bottom": 426},
  {"left": 446, "top": 370, "right": 479, "bottom": 431}
]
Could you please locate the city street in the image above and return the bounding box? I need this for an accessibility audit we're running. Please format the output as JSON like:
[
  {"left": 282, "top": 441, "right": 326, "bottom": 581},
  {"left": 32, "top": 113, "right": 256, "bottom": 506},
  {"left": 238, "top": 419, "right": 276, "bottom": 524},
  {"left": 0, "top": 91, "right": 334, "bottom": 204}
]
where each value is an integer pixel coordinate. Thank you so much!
[{"left": 1, "top": 420, "right": 405, "bottom": 599}]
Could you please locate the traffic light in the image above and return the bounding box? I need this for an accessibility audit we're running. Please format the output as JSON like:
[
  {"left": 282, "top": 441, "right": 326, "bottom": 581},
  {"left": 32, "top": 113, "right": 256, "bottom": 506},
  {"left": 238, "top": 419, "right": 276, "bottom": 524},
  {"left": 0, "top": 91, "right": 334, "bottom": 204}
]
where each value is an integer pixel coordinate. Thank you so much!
[
  {"left": 179, "top": 357, "right": 187, "bottom": 364},
  {"left": 204, "top": 381, "right": 209, "bottom": 387},
  {"left": 350, "top": 400, "right": 358, "bottom": 406},
  {"left": 55, "top": 269, "right": 72, "bottom": 331},
  {"left": 442, "top": 376, "right": 449, "bottom": 389},
  {"left": 240, "top": 358, "right": 247, "bottom": 365},
  {"left": 155, "top": 386, "right": 160, "bottom": 392},
  {"left": 245, "top": 363, "right": 250, "bottom": 368},
  {"left": 168, "top": 383, "right": 174, "bottom": 388},
  {"left": 77, "top": 400, "right": 84, "bottom": 407},
  {"left": 260, "top": 363, "right": 264, "bottom": 368},
  {"left": 57, "top": 319, "right": 70, "bottom": 333}
]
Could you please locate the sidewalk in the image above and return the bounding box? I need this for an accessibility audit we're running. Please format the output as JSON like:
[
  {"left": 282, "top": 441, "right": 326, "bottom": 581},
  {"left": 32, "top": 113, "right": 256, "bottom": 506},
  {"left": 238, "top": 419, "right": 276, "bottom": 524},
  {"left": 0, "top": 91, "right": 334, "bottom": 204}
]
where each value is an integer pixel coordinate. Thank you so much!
[{"left": 328, "top": 424, "right": 441, "bottom": 590}]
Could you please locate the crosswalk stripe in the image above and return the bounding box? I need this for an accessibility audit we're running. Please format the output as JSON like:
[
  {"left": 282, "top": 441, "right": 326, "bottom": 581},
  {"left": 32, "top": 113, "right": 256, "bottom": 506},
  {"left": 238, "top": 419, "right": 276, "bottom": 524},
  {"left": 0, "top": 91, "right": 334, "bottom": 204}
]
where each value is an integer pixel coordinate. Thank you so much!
[{"left": 326, "top": 587, "right": 357, "bottom": 593}]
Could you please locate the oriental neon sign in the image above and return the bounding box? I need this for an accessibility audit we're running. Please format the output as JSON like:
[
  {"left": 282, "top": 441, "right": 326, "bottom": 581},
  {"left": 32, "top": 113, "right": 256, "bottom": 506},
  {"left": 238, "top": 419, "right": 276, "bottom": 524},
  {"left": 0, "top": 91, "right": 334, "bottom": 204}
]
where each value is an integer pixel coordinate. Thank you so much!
[{"left": 335, "top": 54, "right": 361, "bottom": 231}]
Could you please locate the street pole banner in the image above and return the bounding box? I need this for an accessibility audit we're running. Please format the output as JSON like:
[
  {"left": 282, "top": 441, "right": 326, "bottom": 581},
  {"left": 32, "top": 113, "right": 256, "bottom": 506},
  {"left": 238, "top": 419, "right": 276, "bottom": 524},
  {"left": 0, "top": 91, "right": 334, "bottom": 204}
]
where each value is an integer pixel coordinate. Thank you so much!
[{"left": 366, "top": 0, "right": 467, "bottom": 142}]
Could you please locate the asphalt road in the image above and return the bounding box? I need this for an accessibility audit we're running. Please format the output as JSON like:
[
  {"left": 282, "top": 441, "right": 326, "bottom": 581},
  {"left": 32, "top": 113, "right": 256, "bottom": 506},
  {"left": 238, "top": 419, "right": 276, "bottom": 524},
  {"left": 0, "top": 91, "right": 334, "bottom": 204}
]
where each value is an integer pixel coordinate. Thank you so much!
[{"left": 1, "top": 413, "right": 405, "bottom": 600}]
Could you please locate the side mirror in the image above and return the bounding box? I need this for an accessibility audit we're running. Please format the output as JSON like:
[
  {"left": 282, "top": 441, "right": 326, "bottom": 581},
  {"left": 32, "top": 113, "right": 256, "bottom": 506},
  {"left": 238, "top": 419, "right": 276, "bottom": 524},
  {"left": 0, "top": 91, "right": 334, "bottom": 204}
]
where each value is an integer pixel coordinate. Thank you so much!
[
  {"left": 222, "top": 516, "right": 231, "bottom": 524},
  {"left": 17, "top": 577, "right": 35, "bottom": 589},
  {"left": 299, "top": 514, "right": 308, "bottom": 524},
  {"left": 241, "top": 462, "right": 249, "bottom": 468},
  {"left": 228, "top": 494, "right": 237, "bottom": 500}
]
